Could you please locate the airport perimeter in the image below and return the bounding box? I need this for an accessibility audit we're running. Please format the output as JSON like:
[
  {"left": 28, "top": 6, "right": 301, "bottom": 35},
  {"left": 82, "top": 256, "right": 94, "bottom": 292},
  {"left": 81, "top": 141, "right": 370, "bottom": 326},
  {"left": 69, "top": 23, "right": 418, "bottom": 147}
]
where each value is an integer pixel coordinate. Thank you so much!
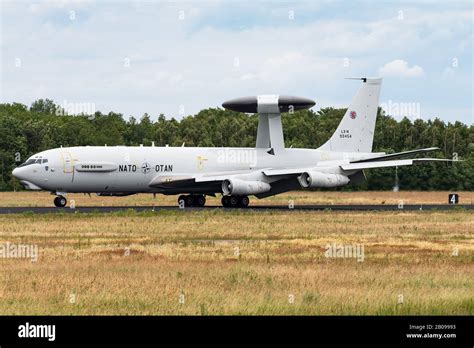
[{"left": 0, "top": 191, "right": 472, "bottom": 315}]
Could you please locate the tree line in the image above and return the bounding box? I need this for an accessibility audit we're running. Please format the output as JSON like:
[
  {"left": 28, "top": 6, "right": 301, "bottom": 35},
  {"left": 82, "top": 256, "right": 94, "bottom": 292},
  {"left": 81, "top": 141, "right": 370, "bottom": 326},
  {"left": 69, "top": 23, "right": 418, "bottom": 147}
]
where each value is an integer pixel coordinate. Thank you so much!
[{"left": 0, "top": 99, "right": 472, "bottom": 191}]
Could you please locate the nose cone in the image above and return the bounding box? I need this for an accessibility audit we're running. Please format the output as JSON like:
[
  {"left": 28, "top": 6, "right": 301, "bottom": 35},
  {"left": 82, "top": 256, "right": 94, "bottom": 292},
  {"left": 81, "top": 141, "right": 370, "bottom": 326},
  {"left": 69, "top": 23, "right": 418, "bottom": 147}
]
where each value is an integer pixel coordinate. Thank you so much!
[
  {"left": 12, "top": 168, "right": 20, "bottom": 179},
  {"left": 12, "top": 167, "right": 24, "bottom": 180},
  {"left": 12, "top": 166, "right": 43, "bottom": 190}
]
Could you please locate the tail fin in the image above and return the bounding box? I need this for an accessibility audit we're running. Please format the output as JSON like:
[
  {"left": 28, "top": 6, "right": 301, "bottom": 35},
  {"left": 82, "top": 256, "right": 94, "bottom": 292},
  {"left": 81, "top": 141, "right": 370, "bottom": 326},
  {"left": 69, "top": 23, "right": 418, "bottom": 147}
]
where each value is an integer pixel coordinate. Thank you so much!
[{"left": 318, "top": 77, "right": 382, "bottom": 153}]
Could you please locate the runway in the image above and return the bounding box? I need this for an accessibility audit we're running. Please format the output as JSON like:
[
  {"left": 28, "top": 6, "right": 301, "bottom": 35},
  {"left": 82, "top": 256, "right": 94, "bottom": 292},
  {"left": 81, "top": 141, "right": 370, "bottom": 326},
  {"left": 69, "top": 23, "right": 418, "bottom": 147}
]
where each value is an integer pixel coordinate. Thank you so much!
[{"left": 0, "top": 204, "right": 472, "bottom": 214}]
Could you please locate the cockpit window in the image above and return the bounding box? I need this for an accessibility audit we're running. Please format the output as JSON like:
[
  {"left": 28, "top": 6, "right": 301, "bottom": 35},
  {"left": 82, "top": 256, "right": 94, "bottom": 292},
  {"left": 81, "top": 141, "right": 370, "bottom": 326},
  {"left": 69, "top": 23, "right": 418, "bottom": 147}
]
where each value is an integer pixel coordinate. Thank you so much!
[
  {"left": 17, "top": 156, "right": 48, "bottom": 167},
  {"left": 18, "top": 159, "right": 37, "bottom": 167}
]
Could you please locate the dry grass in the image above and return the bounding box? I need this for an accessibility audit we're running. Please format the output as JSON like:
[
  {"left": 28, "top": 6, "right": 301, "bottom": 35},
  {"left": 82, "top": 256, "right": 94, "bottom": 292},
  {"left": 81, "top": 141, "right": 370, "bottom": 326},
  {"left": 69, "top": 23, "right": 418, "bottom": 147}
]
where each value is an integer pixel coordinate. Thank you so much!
[
  {"left": 0, "top": 205, "right": 472, "bottom": 315},
  {"left": 1, "top": 190, "right": 473, "bottom": 207}
]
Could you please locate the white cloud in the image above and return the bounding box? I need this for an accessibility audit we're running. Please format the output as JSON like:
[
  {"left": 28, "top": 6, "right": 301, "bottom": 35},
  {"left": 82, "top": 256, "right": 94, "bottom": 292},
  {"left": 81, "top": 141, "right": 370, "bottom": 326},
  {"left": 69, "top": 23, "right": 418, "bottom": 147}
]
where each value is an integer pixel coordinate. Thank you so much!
[{"left": 379, "top": 59, "right": 424, "bottom": 77}]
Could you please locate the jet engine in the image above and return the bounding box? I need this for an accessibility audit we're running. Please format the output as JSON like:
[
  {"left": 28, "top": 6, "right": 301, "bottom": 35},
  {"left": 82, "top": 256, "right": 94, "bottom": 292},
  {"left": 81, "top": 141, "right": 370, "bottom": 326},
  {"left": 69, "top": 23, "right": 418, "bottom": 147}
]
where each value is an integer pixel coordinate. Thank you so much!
[
  {"left": 222, "top": 179, "right": 271, "bottom": 196},
  {"left": 298, "top": 172, "right": 350, "bottom": 188}
]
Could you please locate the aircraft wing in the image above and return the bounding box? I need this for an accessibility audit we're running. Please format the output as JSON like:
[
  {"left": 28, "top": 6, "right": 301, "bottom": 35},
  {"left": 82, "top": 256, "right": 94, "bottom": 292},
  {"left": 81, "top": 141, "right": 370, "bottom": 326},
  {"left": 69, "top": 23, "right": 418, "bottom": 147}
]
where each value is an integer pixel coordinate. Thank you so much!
[
  {"left": 149, "top": 174, "right": 195, "bottom": 187},
  {"left": 149, "top": 158, "right": 457, "bottom": 188},
  {"left": 341, "top": 158, "right": 458, "bottom": 171},
  {"left": 262, "top": 167, "right": 313, "bottom": 176},
  {"left": 148, "top": 170, "right": 253, "bottom": 187}
]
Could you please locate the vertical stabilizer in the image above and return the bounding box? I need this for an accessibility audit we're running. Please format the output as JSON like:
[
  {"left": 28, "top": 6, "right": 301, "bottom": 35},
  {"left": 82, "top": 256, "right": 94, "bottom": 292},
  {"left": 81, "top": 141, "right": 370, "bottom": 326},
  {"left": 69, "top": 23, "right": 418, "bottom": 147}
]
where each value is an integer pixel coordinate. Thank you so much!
[{"left": 318, "top": 78, "right": 382, "bottom": 153}]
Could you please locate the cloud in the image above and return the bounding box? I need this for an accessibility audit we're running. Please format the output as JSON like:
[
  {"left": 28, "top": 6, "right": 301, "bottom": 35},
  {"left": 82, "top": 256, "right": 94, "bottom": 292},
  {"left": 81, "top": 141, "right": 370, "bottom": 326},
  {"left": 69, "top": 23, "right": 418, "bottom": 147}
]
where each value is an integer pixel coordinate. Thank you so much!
[
  {"left": 379, "top": 60, "right": 424, "bottom": 77},
  {"left": 0, "top": 1, "right": 471, "bottom": 124}
]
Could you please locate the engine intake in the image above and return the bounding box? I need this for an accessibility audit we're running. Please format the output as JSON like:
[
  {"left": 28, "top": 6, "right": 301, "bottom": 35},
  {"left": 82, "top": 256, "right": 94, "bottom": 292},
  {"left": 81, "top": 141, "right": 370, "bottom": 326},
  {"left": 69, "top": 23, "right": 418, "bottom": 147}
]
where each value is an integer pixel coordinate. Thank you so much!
[
  {"left": 298, "top": 172, "right": 350, "bottom": 188},
  {"left": 222, "top": 179, "right": 271, "bottom": 196}
]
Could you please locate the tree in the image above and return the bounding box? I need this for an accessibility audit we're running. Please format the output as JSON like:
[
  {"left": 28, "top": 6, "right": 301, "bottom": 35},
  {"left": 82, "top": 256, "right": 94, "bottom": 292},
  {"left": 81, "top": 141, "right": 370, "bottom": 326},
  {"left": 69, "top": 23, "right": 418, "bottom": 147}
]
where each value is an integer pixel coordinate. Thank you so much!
[{"left": 0, "top": 99, "right": 472, "bottom": 191}]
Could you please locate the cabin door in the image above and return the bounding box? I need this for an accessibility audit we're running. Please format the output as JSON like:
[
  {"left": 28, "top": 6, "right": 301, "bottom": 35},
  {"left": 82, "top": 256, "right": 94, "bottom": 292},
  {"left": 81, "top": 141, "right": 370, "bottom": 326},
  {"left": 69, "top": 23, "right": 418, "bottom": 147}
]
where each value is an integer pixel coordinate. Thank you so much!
[{"left": 61, "top": 151, "right": 74, "bottom": 182}]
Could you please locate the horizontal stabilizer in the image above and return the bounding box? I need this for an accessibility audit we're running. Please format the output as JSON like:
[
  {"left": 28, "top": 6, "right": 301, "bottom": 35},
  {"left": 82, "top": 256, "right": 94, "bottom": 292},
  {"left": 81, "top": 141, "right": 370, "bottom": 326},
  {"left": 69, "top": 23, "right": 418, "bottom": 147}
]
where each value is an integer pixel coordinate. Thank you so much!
[
  {"left": 350, "top": 147, "right": 439, "bottom": 163},
  {"left": 341, "top": 158, "right": 458, "bottom": 171}
]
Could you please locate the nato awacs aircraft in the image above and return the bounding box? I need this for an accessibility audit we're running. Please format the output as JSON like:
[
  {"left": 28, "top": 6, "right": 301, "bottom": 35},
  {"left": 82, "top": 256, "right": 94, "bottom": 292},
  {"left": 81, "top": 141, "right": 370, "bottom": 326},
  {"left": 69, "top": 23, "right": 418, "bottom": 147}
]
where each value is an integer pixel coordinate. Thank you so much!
[{"left": 13, "top": 78, "right": 455, "bottom": 208}]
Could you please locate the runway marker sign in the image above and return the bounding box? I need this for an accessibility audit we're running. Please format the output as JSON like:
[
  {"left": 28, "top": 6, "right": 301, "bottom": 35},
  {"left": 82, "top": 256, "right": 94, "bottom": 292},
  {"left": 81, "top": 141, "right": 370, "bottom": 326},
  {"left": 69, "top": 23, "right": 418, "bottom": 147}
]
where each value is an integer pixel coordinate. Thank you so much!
[{"left": 448, "top": 193, "right": 458, "bottom": 204}]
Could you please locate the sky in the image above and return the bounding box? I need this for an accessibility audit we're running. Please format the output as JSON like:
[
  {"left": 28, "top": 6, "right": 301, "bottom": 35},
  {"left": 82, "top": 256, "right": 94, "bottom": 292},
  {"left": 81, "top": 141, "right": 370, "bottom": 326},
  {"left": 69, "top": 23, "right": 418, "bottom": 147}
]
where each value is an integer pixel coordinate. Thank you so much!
[{"left": 1, "top": 0, "right": 473, "bottom": 124}]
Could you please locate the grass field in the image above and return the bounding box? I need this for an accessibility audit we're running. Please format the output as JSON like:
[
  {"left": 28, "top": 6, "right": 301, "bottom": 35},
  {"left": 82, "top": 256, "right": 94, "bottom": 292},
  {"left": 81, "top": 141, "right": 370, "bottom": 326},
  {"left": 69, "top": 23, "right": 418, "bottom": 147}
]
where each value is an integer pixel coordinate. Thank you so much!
[
  {"left": 0, "top": 191, "right": 472, "bottom": 315},
  {"left": 1, "top": 190, "right": 473, "bottom": 207}
]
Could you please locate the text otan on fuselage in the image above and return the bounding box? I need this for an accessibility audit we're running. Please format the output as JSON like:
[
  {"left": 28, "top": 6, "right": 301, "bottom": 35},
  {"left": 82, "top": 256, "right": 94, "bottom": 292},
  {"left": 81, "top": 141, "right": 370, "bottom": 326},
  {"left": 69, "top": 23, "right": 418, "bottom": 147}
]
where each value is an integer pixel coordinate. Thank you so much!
[{"left": 118, "top": 164, "right": 173, "bottom": 172}]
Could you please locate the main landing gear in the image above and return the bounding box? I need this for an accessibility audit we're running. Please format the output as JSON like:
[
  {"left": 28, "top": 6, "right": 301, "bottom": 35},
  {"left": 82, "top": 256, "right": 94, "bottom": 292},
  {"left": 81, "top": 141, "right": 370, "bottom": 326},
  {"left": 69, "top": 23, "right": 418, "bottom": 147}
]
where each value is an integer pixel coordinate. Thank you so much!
[
  {"left": 221, "top": 195, "right": 249, "bottom": 208},
  {"left": 178, "top": 194, "right": 206, "bottom": 207},
  {"left": 53, "top": 195, "right": 67, "bottom": 207}
]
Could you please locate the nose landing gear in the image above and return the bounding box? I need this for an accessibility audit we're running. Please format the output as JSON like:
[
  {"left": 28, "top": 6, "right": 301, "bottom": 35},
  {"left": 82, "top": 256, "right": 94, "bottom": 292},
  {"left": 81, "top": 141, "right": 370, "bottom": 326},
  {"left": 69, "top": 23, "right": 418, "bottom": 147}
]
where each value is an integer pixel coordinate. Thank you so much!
[{"left": 54, "top": 196, "right": 67, "bottom": 207}]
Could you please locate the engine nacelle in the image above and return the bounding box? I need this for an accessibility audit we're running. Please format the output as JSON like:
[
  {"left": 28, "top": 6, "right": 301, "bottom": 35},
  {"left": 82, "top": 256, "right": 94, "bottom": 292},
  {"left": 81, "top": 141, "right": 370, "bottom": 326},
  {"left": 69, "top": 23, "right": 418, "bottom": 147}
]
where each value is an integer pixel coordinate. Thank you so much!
[
  {"left": 222, "top": 179, "right": 271, "bottom": 196},
  {"left": 298, "top": 172, "right": 350, "bottom": 188}
]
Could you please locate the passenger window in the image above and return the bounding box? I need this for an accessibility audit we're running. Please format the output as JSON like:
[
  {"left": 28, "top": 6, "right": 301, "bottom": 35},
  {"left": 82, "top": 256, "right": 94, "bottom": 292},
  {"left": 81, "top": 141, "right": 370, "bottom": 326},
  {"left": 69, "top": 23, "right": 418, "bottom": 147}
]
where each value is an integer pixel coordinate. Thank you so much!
[
  {"left": 35, "top": 159, "right": 42, "bottom": 164},
  {"left": 43, "top": 159, "right": 48, "bottom": 163}
]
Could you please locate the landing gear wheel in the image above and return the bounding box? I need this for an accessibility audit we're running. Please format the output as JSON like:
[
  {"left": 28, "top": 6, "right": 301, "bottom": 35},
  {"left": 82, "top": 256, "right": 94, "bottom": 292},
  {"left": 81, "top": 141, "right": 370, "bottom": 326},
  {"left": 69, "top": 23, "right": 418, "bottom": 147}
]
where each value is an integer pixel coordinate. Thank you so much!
[
  {"left": 194, "top": 195, "right": 206, "bottom": 207},
  {"left": 54, "top": 196, "right": 67, "bottom": 207},
  {"left": 221, "top": 196, "right": 230, "bottom": 207},
  {"left": 178, "top": 195, "right": 186, "bottom": 207},
  {"left": 221, "top": 195, "right": 249, "bottom": 208},
  {"left": 229, "top": 196, "right": 239, "bottom": 207},
  {"left": 185, "top": 195, "right": 194, "bottom": 207},
  {"left": 239, "top": 195, "right": 250, "bottom": 208}
]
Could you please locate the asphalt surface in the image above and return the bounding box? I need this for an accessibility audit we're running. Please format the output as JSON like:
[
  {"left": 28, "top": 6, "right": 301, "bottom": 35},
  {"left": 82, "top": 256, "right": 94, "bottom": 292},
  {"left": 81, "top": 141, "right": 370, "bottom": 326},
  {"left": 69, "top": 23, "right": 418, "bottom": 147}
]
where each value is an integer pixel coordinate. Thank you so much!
[{"left": 0, "top": 204, "right": 472, "bottom": 214}]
